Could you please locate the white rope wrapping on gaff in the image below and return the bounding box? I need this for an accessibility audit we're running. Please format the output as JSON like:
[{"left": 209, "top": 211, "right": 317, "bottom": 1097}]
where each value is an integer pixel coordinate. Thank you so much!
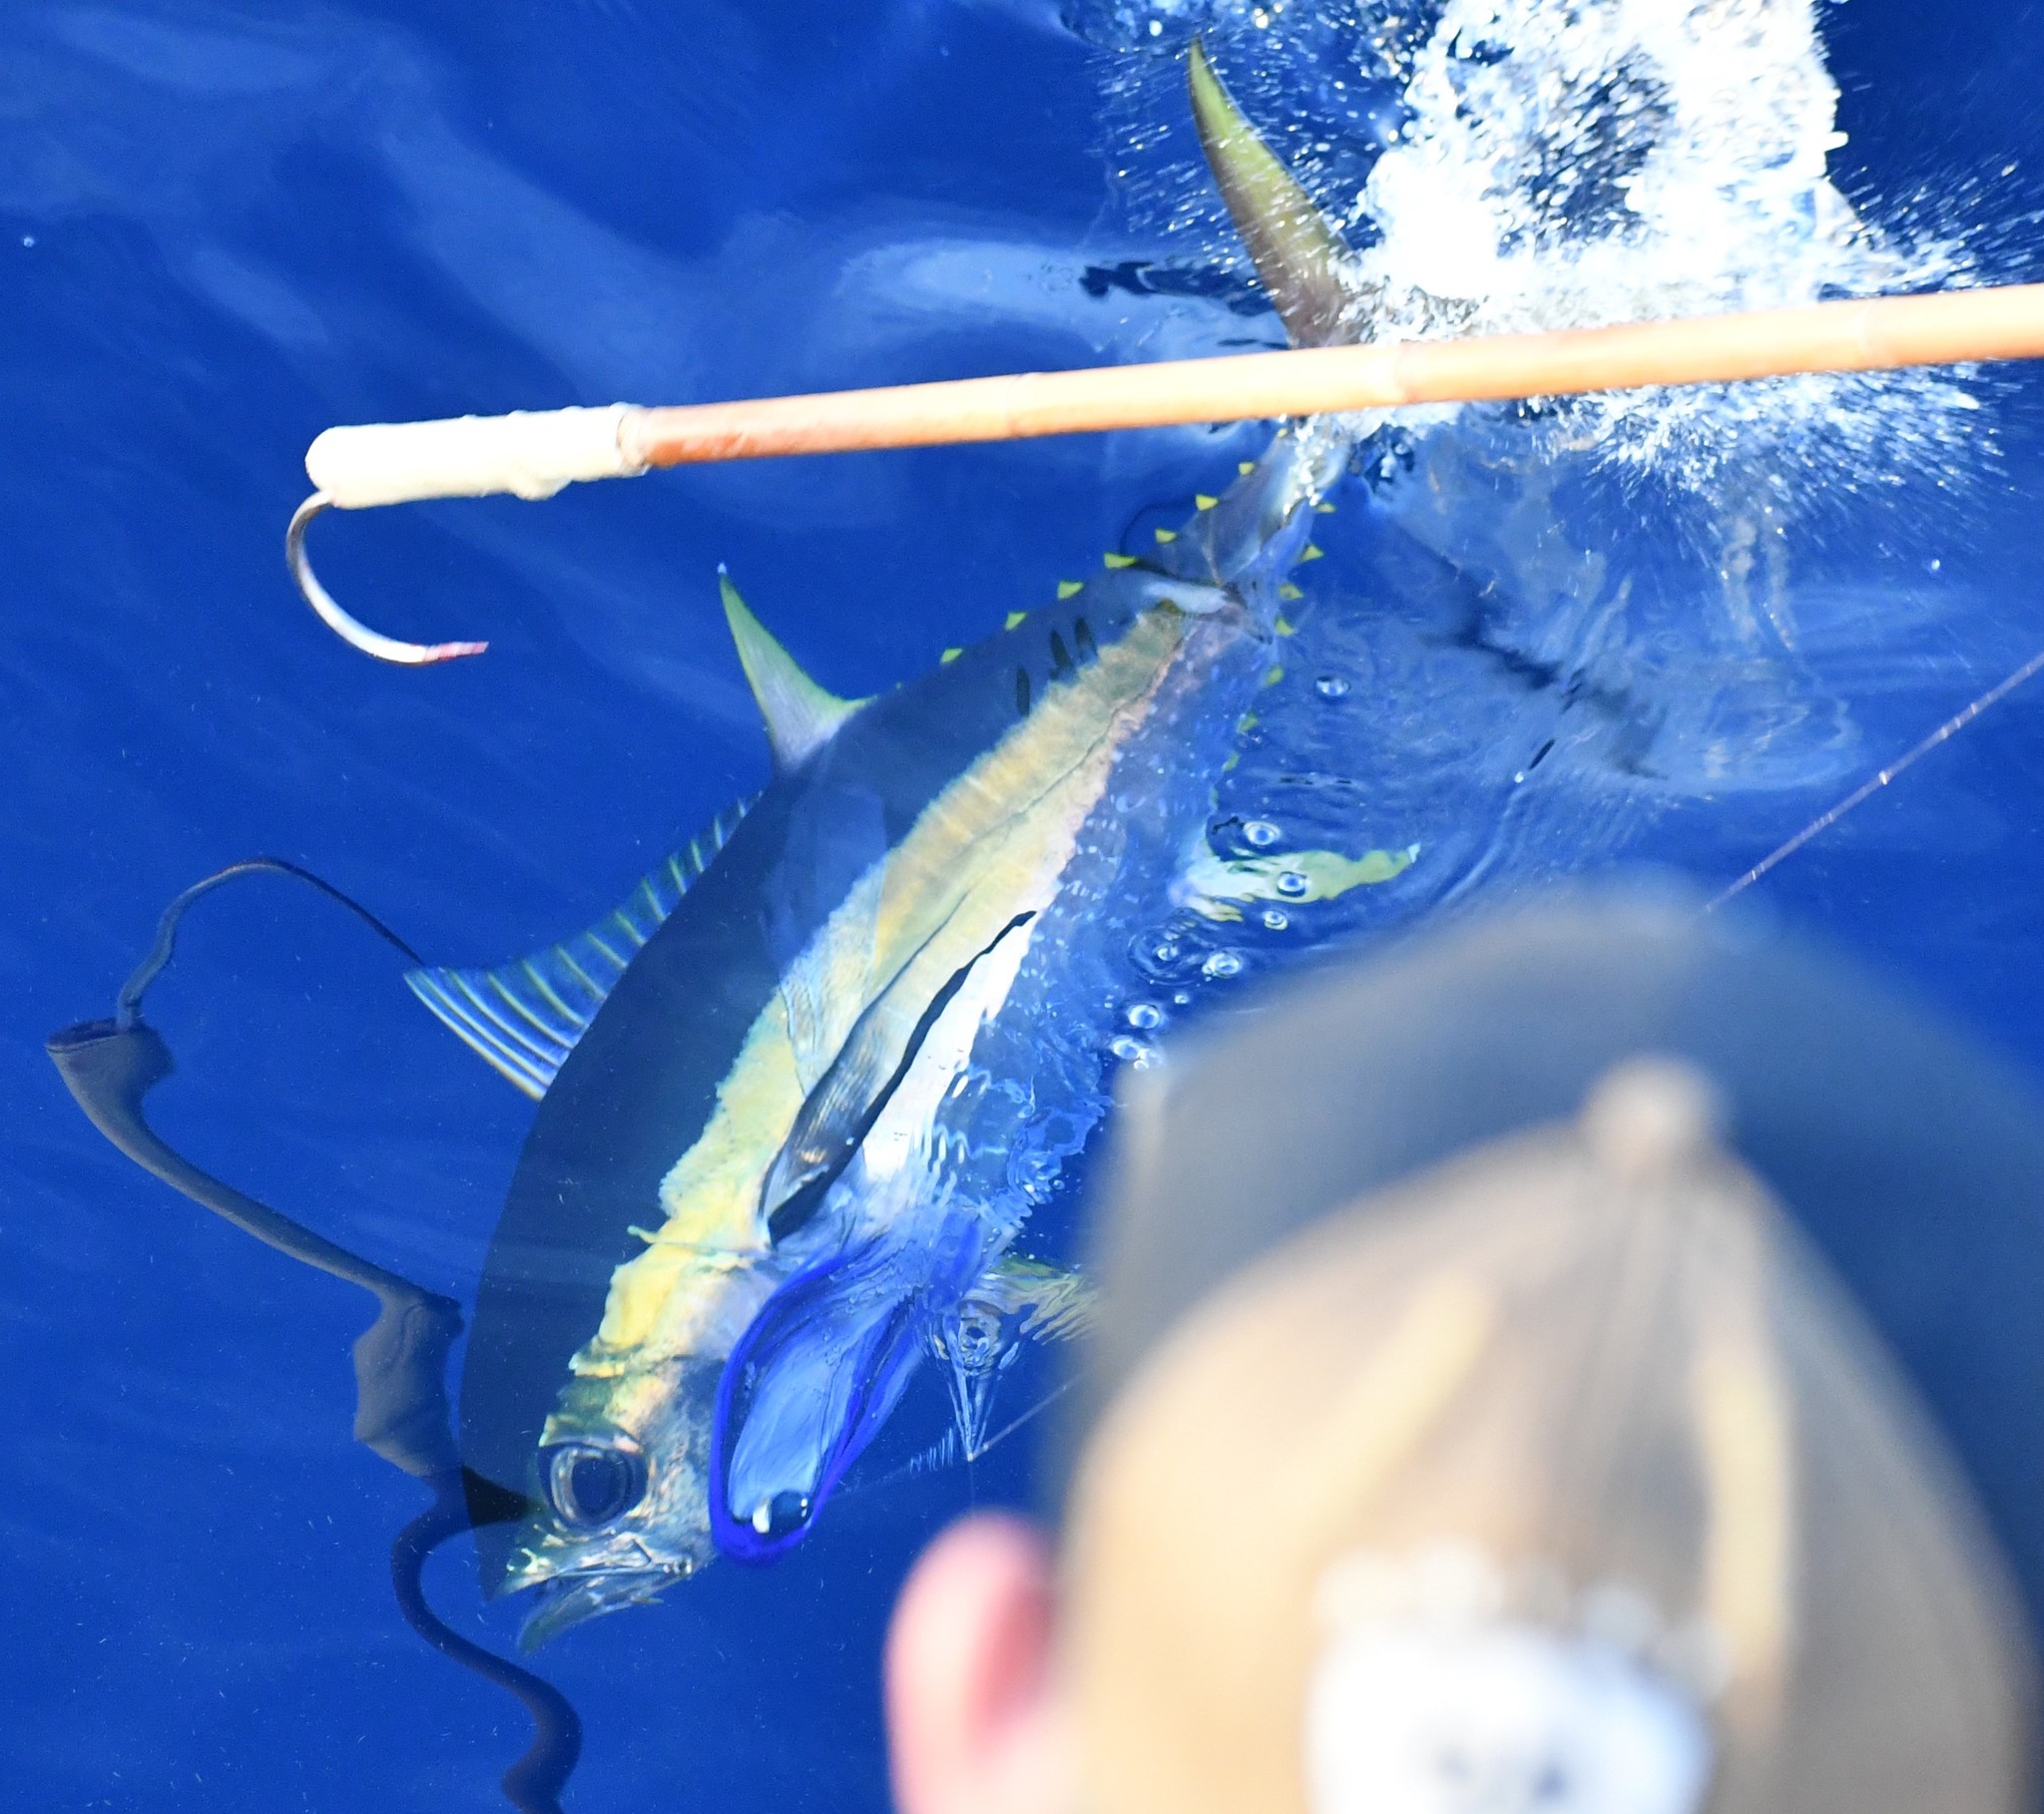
[{"left": 304, "top": 402, "right": 648, "bottom": 509}]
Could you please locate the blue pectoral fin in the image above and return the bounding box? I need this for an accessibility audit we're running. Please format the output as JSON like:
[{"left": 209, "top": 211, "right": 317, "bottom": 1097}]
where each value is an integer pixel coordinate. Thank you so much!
[
  {"left": 406, "top": 795, "right": 755, "bottom": 1098},
  {"left": 711, "top": 1246, "right": 926, "bottom": 1565}
]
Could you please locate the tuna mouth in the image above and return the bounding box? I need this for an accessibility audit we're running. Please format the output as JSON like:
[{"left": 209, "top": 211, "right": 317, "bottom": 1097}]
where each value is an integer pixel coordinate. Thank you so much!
[{"left": 515, "top": 1566, "right": 689, "bottom": 1652}]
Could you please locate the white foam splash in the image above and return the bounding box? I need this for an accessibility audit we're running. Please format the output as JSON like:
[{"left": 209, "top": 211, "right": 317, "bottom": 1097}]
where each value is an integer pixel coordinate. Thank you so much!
[
  {"left": 1096, "top": 0, "right": 1986, "bottom": 502},
  {"left": 1360, "top": 0, "right": 1912, "bottom": 317},
  {"left": 1338, "top": 0, "right": 1979, "bottom": 491}
]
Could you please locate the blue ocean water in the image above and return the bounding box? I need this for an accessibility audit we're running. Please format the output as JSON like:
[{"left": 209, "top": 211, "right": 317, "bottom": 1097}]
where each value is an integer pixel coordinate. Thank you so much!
[{"left": 6, "top": 0, "right": 2044, "bottom": 1808}]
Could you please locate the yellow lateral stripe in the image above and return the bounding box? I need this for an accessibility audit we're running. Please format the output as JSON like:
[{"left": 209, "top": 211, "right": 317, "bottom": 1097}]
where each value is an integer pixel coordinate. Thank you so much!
[{"left": 597, "top": 607, "right": 1196, "bottom": 1366}]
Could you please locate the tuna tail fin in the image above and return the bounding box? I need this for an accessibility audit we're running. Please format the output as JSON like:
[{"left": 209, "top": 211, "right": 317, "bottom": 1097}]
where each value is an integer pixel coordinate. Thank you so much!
[{"left": 1188, "top": 37, "right": 1358, "bottom": 347}]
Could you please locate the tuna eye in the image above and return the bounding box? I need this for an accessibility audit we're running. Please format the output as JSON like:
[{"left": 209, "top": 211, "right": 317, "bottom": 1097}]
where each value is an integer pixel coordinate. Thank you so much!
[{"left": 541, "top": 1444, "right": 644, "bottom": 1529}]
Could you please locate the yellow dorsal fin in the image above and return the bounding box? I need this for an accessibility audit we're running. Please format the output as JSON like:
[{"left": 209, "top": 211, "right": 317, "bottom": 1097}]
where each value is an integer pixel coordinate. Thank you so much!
[
  {"left": 720, "top": 569, "right": 867, "bottom": 769},
  {"left": 1188, "top": 39, "right": 1357, "bottom": 348}
]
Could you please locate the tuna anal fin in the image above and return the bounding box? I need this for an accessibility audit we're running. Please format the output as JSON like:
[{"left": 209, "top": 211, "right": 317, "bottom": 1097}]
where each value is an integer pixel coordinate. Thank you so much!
[
  {"left": 1189, "top": 38, "right": 1359, "bottom": 348},
  {"left": 406, "top": 796, "right": 755, "bottom": 1098},
  {"left": 721, "top": 570, "right": 868, "bottom": 769}
]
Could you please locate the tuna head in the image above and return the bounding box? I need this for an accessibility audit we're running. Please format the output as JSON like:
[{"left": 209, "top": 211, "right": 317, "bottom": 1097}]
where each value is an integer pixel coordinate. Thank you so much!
[{"left": 498, "top": 1355, "right": 726, "bottom": 1652}]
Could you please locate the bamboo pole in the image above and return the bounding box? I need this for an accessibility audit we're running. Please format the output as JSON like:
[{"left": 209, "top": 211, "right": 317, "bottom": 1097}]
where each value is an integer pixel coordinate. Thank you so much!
[{"left": 619, "top": 283, "right": 2044, "bottom": 468}]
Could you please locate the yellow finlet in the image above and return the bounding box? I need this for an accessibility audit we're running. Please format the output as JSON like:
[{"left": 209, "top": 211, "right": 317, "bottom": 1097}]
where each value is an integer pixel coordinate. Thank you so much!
[
  {"left": 1104, "top": 552, "right": 1139, "bottom": 569},
  {"left": 1057, "top": 580, "right": 1085, "bottom": 599},
  {"left": 1300, "top": 544, "right": 1324, "bottom": 561},
  {"left": 1239, "top": 460, "right": 1258, "bottom": 475},
  {"left": 1195, "top": 494, "right": 1219, "bottom": 510},
  {"left": 1179, "top": 842, "right": 1422, "bottom": 920},
  {"left": 1276, "top": 617, "right": 1296, "bottom": 637},
  {"left": 1263, "top": 666, "right": 1284, "bottom": 686},
  {"left": 1278, "top": 583, "right": 1303, "bottom": 601},
  {"left": 1315, "top": 501, "right": 1336, "bottom": 513},
  {"left": 1154, "top": 527, "right": 1178, "bottom": 544},
  {"left": 1006, "top": 610, "right": 1030, "bottom": 630},
  {"left": 940, "top": 647, "right": 963, "bottom": 664}
]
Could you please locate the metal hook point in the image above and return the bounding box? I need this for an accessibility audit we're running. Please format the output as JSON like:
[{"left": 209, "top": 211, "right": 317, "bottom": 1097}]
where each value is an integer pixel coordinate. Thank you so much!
[{"left": 285, "top": 493, "right": 489, "bottom": 666}]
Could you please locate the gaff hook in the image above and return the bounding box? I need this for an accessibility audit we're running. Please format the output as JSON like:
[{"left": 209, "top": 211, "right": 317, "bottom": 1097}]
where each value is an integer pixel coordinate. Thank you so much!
[
  {"left": 287, "top": 279, "right": 2044, "bottom": 662},
  {"left": 285, "top": 403, "right": 648, "bottom": 665},
  {"left": 285, "top": 492, "right": 489, "bottom": 667}
]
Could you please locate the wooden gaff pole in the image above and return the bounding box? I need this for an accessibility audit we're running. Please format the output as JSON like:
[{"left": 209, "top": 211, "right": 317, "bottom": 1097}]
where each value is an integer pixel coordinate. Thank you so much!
[
  {"left": 618, "top": 283, "right": 2044, "bottom": 467},
  {"left": 293, "top": 279, "right": 2044, "bottom": 661}
]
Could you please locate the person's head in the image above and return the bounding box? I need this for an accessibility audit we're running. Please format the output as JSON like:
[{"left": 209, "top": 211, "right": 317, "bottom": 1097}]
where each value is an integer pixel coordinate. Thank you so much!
[{"left": 886, "top": 889, "right": 2043, "bottom": 1814}]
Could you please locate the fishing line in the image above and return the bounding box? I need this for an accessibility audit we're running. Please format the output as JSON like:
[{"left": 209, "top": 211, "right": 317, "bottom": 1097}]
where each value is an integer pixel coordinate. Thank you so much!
[
  {"left": 391, "top": 1485, "right": 582, "bottom": 1814},
  {"left": 1709, "top": 643, "right": 2044, "bottom": 911},
  {"left": 116, "top": 856, "right": 421, "bottom": 1029},
  {"left": 854, "top": 1374, "right": 1080, "bottom": 1495},
  {"left": 49, "top": 858, "right": 581, "bottom": 1814},
  {"left": 963, "top": 1375, "right": 1078, "bottom": 1465}
]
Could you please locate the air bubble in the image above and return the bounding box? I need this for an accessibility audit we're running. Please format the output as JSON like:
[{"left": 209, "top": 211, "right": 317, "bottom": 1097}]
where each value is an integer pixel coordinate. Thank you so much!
[
  {"left": 1315, "top": 674, "right": 1350, "bottom": 698},
  {"left": 1244, "top": 819, "right": 1280, "bottom": 848},
  {"left": 1262, "top": 908, "right": 1289, "bottom": 931},
  {"left": 1126, "top": 1001, "right": 1165, "bottom": 1031},
  {"left": 1111, "top": 1035, "right": 1160, "bottom": 1069},
  {"left": 1203, "top": 950, "right": 1243, "bottom": 979},
  {"left": 1275, "top": 870, "right": 1309, "bottom": 898}
]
